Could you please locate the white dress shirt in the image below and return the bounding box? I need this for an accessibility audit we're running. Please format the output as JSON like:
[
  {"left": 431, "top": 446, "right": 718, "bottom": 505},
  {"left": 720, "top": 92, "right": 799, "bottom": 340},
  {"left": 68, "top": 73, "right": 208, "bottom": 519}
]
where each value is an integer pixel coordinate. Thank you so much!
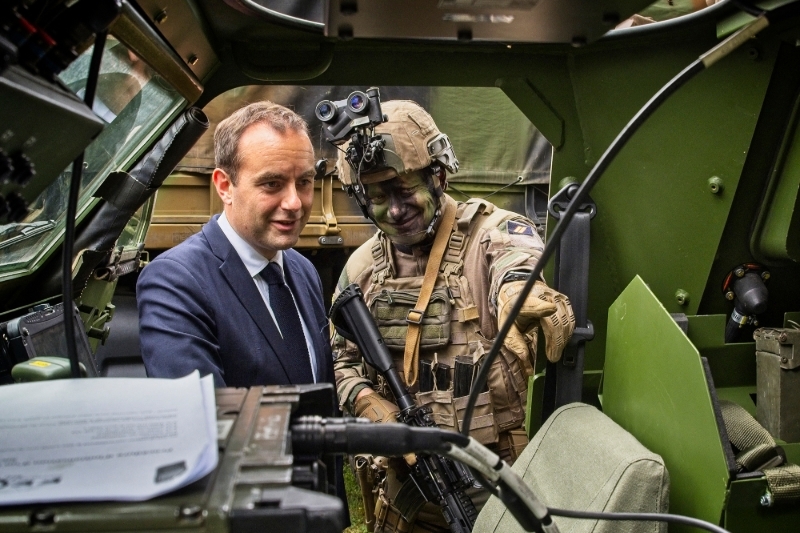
[{"left": 218, "top": 213, "right": 318, "bottom": 382}]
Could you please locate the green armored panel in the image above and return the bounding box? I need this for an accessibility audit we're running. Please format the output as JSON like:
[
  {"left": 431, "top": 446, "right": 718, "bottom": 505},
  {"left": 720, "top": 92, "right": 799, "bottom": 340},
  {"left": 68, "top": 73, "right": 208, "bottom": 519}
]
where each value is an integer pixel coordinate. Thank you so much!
[
  {"left": 603, "top": 275, "right": 730, "bottom": 533},
  {"left": 550, "top": 29, "right": 780, "bottom": 373}
]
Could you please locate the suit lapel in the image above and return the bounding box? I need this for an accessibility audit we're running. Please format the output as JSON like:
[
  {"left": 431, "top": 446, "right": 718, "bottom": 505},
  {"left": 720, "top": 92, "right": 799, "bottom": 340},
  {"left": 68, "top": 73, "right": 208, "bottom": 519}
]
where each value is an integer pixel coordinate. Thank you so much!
[
  {"left": 204, "top": 218, "right": 294, "bottom": 383},
  {"left": 284, "top": 253, "right": 328, "bottom": 382}
]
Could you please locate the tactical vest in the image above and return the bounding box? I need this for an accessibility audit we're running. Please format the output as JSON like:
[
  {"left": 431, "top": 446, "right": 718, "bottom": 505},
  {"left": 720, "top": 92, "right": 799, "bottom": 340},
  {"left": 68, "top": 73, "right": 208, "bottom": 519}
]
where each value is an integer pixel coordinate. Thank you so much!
[{"left": 356, "top": 198, "right": 530, "bottom": 449}]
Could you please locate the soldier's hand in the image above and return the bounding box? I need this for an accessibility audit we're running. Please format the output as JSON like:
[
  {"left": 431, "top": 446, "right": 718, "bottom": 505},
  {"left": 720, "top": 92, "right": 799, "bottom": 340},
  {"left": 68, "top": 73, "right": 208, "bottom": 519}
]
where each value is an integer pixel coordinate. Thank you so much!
[
  {"left": 497, "top": 280, "right": 575, "bottom": 363},
  {"left": 354, "top": 392, "right": 417, "bottom": 466},
  {"left": 354, "top": 392, "right": 401, "bottom": 424}
]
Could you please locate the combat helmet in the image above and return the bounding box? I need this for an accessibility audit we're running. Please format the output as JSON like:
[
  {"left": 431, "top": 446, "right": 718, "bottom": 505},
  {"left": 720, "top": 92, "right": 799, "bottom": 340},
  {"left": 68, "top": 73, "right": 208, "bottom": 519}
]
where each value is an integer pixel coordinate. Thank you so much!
[{"left": 336, "top": 100, "right": 459, "bottom": 245}]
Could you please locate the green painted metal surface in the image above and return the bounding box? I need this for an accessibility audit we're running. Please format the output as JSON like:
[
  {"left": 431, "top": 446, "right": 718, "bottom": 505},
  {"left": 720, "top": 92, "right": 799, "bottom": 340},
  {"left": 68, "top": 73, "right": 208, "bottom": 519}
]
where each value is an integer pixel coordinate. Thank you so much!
[
  {"left": 751, "top": 90, "right": 800, "bottom": 262},
  {"left": 686, "top": 314, "right": 757, "bottom": 388},
  {"left": 603, "top": 276, "right": 730, "bottom": 532},
  {"left": 725, "top": 477, "right": 800, "bottom": 533},
  {"left": 566, "top": 37, "right": 778, "bottom": 374}
]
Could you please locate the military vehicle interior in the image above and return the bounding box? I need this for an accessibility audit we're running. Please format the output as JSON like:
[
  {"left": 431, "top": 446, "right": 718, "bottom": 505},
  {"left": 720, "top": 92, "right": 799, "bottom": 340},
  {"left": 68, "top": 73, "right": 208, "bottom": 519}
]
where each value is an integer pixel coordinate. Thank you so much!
[{"left": 2, "top": 0, "right": 800, "bottom": 531}]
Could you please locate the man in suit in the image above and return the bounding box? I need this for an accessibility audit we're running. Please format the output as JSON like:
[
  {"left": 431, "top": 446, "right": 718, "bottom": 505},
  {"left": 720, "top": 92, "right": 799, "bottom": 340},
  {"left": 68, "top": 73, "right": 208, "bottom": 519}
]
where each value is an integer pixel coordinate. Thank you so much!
[{"left": 137, "top": 101, "right": 331, "bottom": 388}]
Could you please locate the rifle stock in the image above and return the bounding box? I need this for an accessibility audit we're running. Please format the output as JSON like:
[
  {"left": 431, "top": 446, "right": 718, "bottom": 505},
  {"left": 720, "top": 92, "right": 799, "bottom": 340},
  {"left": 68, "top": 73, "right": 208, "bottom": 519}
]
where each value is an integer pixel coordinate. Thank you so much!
[{"left": 330, "top": 284, "right": 478, "bottom": 533}]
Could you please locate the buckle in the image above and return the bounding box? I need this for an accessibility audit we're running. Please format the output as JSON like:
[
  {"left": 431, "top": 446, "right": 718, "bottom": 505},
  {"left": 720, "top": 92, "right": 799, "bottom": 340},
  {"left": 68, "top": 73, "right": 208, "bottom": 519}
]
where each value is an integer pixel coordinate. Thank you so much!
[{"left": 406, "top": 309, "right": 424, "bottom": 325}]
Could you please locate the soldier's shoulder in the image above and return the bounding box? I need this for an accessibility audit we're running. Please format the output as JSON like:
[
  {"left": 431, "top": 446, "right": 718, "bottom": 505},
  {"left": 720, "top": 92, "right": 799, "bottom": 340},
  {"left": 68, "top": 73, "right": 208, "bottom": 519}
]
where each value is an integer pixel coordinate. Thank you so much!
[
  {"left": 472, "top": 201, "right": 536, "bottom": 234},
  {"left": 341, "top": 234, "right": 380, "bottom": 286}
]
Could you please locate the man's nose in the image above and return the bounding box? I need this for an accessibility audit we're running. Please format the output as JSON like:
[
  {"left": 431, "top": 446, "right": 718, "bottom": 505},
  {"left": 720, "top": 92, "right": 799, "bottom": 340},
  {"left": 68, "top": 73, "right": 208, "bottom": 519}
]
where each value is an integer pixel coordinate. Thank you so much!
[
  {"left": 281, "top": 182, "right": 302, "bottom": 211},
  {"left": 387, "top": 195, "right": 405, "bottom": 221}
]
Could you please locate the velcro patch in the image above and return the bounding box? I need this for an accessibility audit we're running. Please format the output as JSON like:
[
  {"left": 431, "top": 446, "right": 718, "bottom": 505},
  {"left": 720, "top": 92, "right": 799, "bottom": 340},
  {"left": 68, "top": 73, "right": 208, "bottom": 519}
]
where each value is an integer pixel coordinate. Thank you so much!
[{"left": 506, "top": 221, "right": 534, "bottom": 236}]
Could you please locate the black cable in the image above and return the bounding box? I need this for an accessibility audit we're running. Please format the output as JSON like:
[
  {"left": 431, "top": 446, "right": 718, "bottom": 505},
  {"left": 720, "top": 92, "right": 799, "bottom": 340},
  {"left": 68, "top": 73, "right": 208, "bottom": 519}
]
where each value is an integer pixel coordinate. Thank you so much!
[
  {"left": 549, "top": 507, "right": 730, "bottom": 533},
  {"left": 62, "top": 31, "right": 106, "bottom": 378}
]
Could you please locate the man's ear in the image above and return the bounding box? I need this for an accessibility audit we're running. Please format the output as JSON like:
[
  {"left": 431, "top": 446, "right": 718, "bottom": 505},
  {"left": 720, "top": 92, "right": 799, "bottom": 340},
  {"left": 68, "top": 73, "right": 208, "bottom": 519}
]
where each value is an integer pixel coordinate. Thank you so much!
[{"left": 212, "top": 168, "right": 234, "bottom": 205}]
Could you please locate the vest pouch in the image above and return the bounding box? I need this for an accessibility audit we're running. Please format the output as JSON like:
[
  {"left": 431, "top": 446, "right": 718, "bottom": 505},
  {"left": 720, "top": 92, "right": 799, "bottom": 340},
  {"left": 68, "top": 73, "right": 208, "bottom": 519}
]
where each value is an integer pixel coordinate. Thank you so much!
[
  {"left": 415, "top": 389, "right": 457, "bottom": 432},
  {"left": 455, "top": 391, "right": 499, "bottom": 445},
  {"left": 482, "top": 342, "right": 528, "bottom": 433},
  {"left": 371, "top": 287, "right": 451, "bottom": 352}
]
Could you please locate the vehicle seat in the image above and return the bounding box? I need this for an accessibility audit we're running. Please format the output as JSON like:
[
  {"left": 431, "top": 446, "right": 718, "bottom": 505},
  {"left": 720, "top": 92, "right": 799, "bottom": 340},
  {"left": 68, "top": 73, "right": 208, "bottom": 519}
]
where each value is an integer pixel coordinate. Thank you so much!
[{"left": 474, "top": 402, "right": 669, "bottom": 533}]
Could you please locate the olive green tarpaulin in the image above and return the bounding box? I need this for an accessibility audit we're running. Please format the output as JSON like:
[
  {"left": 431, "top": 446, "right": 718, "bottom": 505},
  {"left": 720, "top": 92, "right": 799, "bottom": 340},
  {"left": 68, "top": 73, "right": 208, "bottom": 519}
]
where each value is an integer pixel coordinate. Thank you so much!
[{"left": 176, "top": 86, "right": 551, "bottom": 186}]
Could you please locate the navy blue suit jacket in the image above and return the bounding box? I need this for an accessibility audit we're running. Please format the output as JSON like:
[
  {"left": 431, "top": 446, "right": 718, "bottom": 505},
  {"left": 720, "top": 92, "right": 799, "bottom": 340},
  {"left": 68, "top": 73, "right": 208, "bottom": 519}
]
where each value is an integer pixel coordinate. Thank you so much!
[{"left": 137, "top": 215, "right": 334, "bottom": 388}]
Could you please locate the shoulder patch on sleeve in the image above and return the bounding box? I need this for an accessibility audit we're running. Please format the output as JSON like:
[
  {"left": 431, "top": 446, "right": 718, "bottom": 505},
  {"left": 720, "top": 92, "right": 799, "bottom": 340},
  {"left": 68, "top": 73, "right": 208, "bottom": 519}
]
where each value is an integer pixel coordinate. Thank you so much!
[{"left": 506, "top": 220, "right": 535, "bottom": 236}]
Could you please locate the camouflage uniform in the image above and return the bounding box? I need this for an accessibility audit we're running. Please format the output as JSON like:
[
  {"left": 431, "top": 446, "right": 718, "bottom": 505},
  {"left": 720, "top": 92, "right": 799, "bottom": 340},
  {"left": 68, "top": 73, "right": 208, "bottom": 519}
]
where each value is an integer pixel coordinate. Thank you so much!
[
  {"left": 334, "top": 194, "right": 546, "bottom": 531},
  {"left": 328, "top": 97, "right": 572, "bottom": 533}
]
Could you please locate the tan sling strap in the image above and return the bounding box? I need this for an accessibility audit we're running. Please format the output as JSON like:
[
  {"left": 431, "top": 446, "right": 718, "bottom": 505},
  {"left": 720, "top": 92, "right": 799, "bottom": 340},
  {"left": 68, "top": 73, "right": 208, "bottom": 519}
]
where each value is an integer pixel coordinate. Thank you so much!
[{"left": 403, "top": 196, "right": 458, "bottom": 387}]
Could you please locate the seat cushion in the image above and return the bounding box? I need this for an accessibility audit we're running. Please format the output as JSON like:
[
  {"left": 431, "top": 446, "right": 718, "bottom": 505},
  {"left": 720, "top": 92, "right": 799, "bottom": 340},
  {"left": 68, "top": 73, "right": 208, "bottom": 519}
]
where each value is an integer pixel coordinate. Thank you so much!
[{"left": 474, "top": 402, "right": 669, "bottom": 533}]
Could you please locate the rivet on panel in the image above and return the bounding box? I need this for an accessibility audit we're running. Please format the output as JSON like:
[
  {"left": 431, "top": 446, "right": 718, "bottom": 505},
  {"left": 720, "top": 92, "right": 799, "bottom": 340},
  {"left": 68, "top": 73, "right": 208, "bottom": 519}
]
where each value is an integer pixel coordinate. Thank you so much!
[
  {"left": 707, "top": 176, "right": 724, "bottom": 194},
  {"left": 154, "top": 9, "right": 168, "bottom": 24}
]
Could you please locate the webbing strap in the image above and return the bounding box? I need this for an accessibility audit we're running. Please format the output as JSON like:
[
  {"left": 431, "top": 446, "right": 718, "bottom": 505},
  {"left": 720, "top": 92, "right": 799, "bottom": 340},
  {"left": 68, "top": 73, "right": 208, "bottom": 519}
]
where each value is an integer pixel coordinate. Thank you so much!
[
  {"left": 765, "top": 464, "right": 800, "bottom": 503},
  {"left": 719, "top": 400, "right": 778, "bottom": 471},
  {"left": 720, "top": 399, "right": 800, "bottom": 503},
  {"left": 403, "top": 197, "right": 457, "bottom": 387}
]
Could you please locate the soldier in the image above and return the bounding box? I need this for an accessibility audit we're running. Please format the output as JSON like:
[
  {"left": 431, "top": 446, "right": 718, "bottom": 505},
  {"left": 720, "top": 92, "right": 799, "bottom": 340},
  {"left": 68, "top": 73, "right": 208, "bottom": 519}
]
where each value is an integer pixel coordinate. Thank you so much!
[{"left": 331, "top": 100, "right": 575, "bottom": 532}]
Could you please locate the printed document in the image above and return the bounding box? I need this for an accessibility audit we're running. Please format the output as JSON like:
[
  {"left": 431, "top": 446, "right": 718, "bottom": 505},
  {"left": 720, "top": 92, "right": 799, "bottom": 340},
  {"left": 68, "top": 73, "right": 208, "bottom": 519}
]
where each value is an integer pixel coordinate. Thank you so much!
[{"left": 0, "top": 371, "right": 217, "bottom": 504}]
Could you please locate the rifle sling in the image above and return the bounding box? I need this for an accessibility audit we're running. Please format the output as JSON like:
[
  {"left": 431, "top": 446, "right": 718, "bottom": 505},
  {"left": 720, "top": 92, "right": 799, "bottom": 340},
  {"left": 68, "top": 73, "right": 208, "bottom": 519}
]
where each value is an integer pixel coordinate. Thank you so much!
[{"left": 403, "top": 197, "right": 458, "bottom": 387}]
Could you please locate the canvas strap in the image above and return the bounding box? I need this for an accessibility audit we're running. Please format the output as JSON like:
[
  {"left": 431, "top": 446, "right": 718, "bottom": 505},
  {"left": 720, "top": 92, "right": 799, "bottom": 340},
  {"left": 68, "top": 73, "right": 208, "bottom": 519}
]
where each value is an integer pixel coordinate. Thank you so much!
[{"left": 403, "top": 196, "right": 457, "bottom": 387}]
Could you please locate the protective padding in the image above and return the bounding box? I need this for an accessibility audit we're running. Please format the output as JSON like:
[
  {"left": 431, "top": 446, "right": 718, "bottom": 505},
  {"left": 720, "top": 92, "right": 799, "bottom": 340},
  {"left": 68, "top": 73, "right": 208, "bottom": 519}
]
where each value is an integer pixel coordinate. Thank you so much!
[{"left": 474, "top": 403, "right": 669, "bottom": 533}]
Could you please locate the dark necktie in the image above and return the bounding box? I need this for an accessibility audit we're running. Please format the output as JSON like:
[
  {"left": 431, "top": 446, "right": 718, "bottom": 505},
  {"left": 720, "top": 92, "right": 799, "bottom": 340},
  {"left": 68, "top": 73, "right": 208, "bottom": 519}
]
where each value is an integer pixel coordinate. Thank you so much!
[{"left": 260, "top": 262, "right": 314, "bottom": 383}]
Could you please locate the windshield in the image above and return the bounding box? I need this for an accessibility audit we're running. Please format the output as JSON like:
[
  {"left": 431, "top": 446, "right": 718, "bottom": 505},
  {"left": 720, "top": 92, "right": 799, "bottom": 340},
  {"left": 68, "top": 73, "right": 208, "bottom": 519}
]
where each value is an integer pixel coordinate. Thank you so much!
[{"left": 0, "top": 36, "right": 186, "bottom": 281}]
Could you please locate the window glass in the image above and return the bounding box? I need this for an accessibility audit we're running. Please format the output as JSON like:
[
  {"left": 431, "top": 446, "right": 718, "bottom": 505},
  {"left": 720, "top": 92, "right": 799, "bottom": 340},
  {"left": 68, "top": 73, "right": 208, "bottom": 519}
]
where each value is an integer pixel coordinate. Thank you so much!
[{"left": 0, "top": 37, "right": 186, "bottom": 279}]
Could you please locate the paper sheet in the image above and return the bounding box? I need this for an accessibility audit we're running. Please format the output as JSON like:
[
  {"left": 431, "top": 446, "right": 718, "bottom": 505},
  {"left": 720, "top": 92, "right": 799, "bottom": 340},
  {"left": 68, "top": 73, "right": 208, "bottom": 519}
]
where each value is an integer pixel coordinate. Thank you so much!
[{"left": 0, "top": 372, "right": 218, "bottom": 504}]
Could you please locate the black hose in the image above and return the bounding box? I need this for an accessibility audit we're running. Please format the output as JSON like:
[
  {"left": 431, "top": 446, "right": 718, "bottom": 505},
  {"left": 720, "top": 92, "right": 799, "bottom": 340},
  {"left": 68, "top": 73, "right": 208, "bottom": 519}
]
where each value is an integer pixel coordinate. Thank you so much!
[{"left": 62, "top": 31, "right": 106, "bottom": 378}]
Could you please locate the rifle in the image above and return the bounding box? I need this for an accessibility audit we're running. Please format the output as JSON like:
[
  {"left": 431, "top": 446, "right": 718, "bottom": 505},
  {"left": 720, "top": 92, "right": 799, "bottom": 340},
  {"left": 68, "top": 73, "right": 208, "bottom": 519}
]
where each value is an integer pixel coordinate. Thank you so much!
[{"left": 330, "top": 283, "right": 479, "bottom": 533}]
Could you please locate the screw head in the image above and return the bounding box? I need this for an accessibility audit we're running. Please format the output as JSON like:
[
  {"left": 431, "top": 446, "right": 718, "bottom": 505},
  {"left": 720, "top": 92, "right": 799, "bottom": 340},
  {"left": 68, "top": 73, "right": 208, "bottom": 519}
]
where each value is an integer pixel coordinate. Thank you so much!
[
  {"left": 761, "top": 271, "right": 770, "bottom": 281},
  {"left": 188, "top": 55, "right": 198, "bottom": 66},
  {"left": 179, "top": 505, "right": 203, "bottom": 519},
  {"left": 708, "top": 176, "right": 724, "bottom": 194},
  {"left": 725, "top": 290, "right": 735, "bottom": 301},
  {"left": 734, "top": 267, "right": 746, "bottom": 278},
  {"left": 675, "top": 289, "right": 690, "bottom": 306},
  {"left": 761, "top": 492, "right": 774, "bottom": 507},
  {"left": 779, "top": 332, "right": 788, "bottom": 343},
  {"left": 154, "top": 9, "right": 168, "bottom": 24}
]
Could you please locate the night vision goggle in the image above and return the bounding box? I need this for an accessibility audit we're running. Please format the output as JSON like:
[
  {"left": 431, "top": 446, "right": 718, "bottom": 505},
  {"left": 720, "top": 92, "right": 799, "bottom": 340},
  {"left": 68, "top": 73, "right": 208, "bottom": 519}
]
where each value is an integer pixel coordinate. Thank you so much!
[{"left": 315, "top": 87, "right": 391, "bottom": 182}]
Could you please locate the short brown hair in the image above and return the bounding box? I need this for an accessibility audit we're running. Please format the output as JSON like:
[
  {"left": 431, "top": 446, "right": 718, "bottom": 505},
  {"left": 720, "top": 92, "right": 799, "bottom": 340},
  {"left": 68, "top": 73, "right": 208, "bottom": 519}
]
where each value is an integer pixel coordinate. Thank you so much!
[{"left": 214, "top": 101, "right": 309, "bottom": 184}]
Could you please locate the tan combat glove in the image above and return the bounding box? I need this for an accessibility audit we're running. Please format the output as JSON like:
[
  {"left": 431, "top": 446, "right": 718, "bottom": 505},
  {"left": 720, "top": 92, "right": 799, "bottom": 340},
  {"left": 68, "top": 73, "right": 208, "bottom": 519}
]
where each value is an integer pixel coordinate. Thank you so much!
[
  {"left": 354, "top": 392, "right": 400, "bottom": 424},
  {"left": 497, "top": 280, "right": 575, "bottom": 364},
  {"left": 354, "top": 392, "right": 417, "bottom": 466}
]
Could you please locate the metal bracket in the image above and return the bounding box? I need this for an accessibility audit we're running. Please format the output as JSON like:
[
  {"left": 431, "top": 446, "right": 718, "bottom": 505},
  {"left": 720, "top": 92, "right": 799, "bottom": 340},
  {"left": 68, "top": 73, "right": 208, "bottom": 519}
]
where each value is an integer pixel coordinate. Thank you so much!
[
  {"left": 319, "top": 236, "right": 343, "bottom": 246},
  {"left": 754, "top": 327, "right": 800, "bottom": 370},
  {"left": 548, "top": 182, "right": 597, "bottom": 220}
]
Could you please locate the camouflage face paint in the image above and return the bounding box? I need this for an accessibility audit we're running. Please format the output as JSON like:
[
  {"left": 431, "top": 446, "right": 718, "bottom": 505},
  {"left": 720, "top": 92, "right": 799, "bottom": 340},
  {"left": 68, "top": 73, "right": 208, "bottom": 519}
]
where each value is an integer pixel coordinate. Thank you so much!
[{"left": 364, "top": 171, "right": 437, "bottom": 240}]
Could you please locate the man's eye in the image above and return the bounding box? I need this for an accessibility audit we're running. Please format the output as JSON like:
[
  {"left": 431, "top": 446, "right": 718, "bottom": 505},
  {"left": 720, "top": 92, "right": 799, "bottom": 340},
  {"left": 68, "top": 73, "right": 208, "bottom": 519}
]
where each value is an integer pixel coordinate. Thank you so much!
[
  {"left": 298, "top": 178, "right": 314, "bottom": 188},
  {"left": 369, "top": 194, "right": 386, "bottom": 204},
  {"left": 264, "top": 181, "right": 281, "bottom": 189}
]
